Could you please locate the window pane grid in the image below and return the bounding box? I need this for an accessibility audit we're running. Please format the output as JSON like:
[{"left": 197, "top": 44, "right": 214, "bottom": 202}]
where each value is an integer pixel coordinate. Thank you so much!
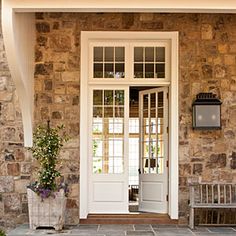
[
  {"left": 92, "top": 89, "right": 125, "bottom": 174},
  {"left": 141, "top": 92, "right": 165, "bottom": 174},
  {"left": 93, "top": 46, "right": 125, "bottom": 79},
  {"left": 134, "top": 46, "right": 166, "bottom": 79}
]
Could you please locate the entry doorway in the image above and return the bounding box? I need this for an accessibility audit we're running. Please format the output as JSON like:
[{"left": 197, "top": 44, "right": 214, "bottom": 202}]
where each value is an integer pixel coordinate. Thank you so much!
[
  {"left": 80, "top": 31, "right": 179, "bottom": 220},
  {"left": 89, "top": 86, "right": 168, "bottom": 214}
]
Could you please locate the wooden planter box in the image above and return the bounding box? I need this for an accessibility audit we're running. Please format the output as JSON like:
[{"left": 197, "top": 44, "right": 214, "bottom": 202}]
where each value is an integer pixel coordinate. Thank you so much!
[{"left": 27, "top": 188, "right": 66, "bottom": 230}]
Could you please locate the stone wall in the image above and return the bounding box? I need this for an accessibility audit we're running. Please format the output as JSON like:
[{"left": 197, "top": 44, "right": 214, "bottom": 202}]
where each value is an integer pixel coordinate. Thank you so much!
[
  {"left": 35, "top": 12, "right": 236, "bottom": 224},
  {"left": 0, "top": 12, "right": 29, "bottom": 228},
  {"left": 1, "top": 12, "right": 236, "bottom": 228}
]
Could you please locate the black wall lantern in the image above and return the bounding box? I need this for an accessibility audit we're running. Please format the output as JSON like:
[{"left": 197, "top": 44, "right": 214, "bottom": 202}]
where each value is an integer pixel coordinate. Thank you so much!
[{"left": 192, "top": 93, "right": 222, "bottom": 129}]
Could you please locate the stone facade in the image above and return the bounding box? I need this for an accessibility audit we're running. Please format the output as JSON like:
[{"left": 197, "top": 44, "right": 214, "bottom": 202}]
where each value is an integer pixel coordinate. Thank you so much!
[
  {"left": 1, "top": 12, "right": 236, "bottom": 228},
  {"left": 0, "top": 12, "right": 29, "bottom": 228}
]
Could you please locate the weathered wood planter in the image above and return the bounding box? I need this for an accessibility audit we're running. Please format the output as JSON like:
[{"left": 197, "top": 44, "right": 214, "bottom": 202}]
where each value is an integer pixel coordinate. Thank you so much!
[{"left": 27, "top": 188, "right": 66, "bottom": 230}]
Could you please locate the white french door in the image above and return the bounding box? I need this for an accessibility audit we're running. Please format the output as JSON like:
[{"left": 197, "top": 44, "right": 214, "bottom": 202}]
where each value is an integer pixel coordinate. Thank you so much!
[
  {"left": 139, "top": 87, "right": 168, "bottom": 213},
  {"left": 88, "top": 86, "right": 129, "bottom": 213}
]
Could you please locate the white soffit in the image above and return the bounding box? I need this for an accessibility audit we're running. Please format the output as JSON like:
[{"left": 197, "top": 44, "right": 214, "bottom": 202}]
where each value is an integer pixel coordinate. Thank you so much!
[{"left": 6, "top": 0, "right": 236, "bottom": 13}]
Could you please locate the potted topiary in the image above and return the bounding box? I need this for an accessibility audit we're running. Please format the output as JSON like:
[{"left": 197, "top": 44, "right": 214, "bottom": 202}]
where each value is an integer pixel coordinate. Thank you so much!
[
  {"left": 0, "top": 229, "right": 6, "bottom": 236},
  {"left": 27, "top": 120, "right": 69, "bottom": 230}
]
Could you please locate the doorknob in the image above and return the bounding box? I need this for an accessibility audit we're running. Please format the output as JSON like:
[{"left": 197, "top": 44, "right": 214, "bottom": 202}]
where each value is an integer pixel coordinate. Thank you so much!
[{"left": 138, "top": 168, "right": 141, "bottom": 174}]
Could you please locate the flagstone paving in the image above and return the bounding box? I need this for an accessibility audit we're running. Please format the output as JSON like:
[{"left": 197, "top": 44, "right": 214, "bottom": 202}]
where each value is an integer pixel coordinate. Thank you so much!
[{"left": 7, "top": 224, "right": 236, "bottom": 236}]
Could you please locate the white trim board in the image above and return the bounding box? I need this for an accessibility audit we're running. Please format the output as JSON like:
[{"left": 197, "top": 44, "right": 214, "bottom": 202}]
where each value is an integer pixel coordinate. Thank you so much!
[
  {"left": 80, "top": 31, "right": 179, "bottom": 220},
  {"left": 3, "top": 0, "right": 236, "bottom": 13}
]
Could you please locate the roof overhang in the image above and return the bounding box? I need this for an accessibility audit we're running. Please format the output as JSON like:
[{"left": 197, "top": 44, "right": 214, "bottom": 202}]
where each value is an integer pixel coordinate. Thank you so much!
[{"left": 6, "top": 0, "right": 236, "bottom": 13}]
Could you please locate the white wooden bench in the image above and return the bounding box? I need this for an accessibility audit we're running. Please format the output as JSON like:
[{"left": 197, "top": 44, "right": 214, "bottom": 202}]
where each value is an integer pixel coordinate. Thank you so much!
[{"left": 189, "top": 182, "right": 236, "bottom": 229}]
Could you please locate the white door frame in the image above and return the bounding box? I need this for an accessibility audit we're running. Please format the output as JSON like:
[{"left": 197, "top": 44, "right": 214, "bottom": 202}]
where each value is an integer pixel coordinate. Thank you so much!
[{"left": 80, "top": 31, "right": 179, "bottom": 219}]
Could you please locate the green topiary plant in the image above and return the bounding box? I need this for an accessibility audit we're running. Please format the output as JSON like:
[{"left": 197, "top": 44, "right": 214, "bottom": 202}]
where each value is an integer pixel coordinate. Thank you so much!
[
  {"left": 28, "top": 120, "right": 69, "bottom": 198},
  {"left": 0, "top": 229, "right": 6, "bottom": 236}
]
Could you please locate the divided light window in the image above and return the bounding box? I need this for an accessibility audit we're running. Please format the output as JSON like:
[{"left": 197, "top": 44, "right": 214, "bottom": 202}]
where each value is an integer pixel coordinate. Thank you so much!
[
  {"left": 93, "top": 47, "right": 125, "bottom": 79},
  {"left": 134, "top": 47, "right": 165, "bottom": 79},
  {"left": 91, "top": 43, "right": 168, "bottom": 81},
  {"left": 92, "top": 89, "right": 125, "bottom": 174}
]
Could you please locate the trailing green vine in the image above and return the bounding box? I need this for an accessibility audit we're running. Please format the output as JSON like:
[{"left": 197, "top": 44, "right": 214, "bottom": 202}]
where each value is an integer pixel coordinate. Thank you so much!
[{"left": 28, "top": 121, "right": 69, "bottom": 198}]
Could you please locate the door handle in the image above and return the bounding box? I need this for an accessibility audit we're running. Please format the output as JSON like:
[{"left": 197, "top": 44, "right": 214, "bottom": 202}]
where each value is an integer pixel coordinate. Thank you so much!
[{"left": 138, "top": 168, "right": 141, "bottom": 174}]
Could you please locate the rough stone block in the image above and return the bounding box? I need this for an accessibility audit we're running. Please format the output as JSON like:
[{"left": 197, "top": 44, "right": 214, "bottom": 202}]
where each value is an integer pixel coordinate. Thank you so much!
[
  {"left": 224, "top": 55, "right": 236, "bottom": 65},
  {"left": 35, "top": 63, "right": 53, "bottom": 75},
  {"left": 50, "top": 35, "right": 72, "bottom": 52},
  {"left": 7, "top": 163, "right": 20, "bottom": 176},
  {"left": 229, "top": 43, "right": 236, "bottom": 53},
  {"left": 36, "top": 22, "right": 50, "bottom": 33},
  {"left": 4, "top": 193, "right": 21, "bottom": 213},
  {"left": 0, "top": 91, "right": 12, "bottom": 101},
  {"left": 179, "top": 164, "right": 191, "bottom": 176},
  {"left": 14, "top": 179, "right": 29, "bottom": 194},
  {"left": 54, "top": 95, "right": 70, "bottom": 103},
  {"left": 55, "top": 83, "right": 66, "bottom": 94},
  {"left": 193, "top": 163, "right": 203, "bottom": 175},
  {"left": 52, "top": 111, "right": 63, "bottom": 119},
  {"left": 67, "top": 84, "right": 79, "bottom": 94},
  {"left": 218, "top": 43, "right": 228, "bottom": 53},
  {"left": 62, "top": 71, "right": 80, "bottom": 82},
  {"left": 0, "top": 176, "right": 14, "bottom": 192},
  {"left": 20, "top": 162, "right": 31, "bottom": 174},
  {"left": 44, "top": 79, "right": 52, "bottom": 90},
  {"left": 201, "top": 24, "right": 213, "bottom": 40},
  {"left": 230, "top": 152, "right": 236, "bottom": 169},
  {"left": 215, "top": 64, "right": 226, "bottom": 78},
  {"left": 206, "top": 153, "right": 227, "bottom": 168}
]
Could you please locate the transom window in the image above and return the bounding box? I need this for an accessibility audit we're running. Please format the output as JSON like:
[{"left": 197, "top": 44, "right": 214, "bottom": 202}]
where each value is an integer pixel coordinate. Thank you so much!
[
  {"left": 93, "top": 47, "right": 125, "bottom": 78},
  {"left": 90, "top": 41, "right": 169, "bottom": 81},
  {"left": 134, "top": 47, "right": 165, "bottom": 78}
]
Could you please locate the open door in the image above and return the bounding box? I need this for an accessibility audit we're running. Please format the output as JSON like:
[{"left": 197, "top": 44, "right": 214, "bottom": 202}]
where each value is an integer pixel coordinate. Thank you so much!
[{"left": 139, "top": 87, "right": 168, "bottom": 213}]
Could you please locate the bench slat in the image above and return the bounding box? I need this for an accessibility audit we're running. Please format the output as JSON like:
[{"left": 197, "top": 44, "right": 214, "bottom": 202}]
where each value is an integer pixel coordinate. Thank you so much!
[{"left": 189, "top": 183, "right": 236, "bottom": 229}]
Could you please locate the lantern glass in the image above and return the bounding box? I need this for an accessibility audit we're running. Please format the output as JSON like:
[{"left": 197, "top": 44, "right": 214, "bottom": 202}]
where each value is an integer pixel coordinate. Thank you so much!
[{"left": 193, "top": 105, "right": 221, "bottom": 129}]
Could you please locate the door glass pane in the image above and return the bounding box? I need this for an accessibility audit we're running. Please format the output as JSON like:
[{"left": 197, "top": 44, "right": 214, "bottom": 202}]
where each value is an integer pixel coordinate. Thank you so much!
[
  {"left": 115, "top": 107, "right": 124, "bottom": 117},
  {"left": 104, "top": 107, "right": 113, "bottom": 117},
  {"left": 93, "top": 118, "right": 103, "bottom": 133},
  {"left": 93, "top": 90, "right": 103, "bottom": 105},
  {"left": 143, "top": 94, "right": 148, "bottom": 110},
  {"left": 150, "top": 93, "right": 156, "bottom": 108},
  {"left": 93, "top": 107, "right": 103, "bottom": 117},
  {"left": 104, "top": 90, "right": 113, "bottom": 105},
  {"left": 92, "top": 89, "right": 125, "bottom": 174},
  {"left": 158, "top": 92, "right": 164, "bottom": 107},
  {"left": 141, "top": 90, "right": 166, "bottom": 174},
  {"left": 115, "top": 90, "right": 125, "bottom": 105}
]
